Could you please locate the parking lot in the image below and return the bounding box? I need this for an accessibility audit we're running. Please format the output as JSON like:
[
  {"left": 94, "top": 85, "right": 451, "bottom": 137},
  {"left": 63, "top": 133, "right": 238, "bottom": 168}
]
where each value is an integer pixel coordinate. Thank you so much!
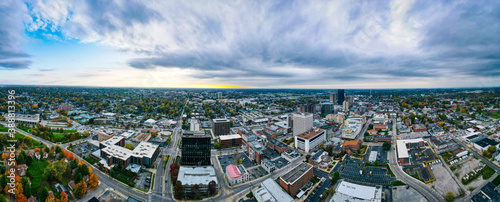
[
  {"left": 401, "top": 147, "right": 439, "bottom": 182},
  {"left": 305, "top": 168, "right": 332, "bottom": 202},
  {"left": 272, "top": 157, "right": 289, "bottom": 169},
  {"left": 218, "top": 152, "right": 254, "bottom": 170},
  {"left": 72, "top": 142, "right": 99, "bottom": 158},
  {"left": 133, "top": 172, "right": 152, "bottom": 190},
  {"left": 364, "top": 146, "right": 389, "bottom": 165},
  {"left": 333, "top": 157, "right": 395, "bottom": 185}
]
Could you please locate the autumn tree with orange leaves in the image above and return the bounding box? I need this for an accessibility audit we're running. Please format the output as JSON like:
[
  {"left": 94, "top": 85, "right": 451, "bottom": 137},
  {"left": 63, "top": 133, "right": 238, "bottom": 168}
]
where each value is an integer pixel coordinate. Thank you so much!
[{"left": 88, "top": 173, "right": 98, "bottom": 189}]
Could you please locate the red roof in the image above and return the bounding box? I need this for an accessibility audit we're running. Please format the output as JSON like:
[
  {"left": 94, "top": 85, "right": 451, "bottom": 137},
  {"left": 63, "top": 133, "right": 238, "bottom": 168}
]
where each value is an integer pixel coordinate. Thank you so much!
[{"left": 226, "top": 164, "right": 241, "bottom": 180}]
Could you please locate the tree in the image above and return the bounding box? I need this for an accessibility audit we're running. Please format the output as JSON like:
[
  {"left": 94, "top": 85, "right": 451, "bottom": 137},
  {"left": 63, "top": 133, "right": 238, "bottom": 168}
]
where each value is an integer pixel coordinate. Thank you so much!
[
  {"left": 60, "top": 191, "right": 69, "bottom": 202},
  {"left": 124, "top": 144, "right": 135, "bottom": 150},
  {"left": 208, "top": 180, "right": 216, "bottom": 196},
  {"left": 74, "top": 181, "right": 87, "bottom": 198},
  {"left": 483, "top": 150, "right": 492, "bottom": 158},
  {"left": 38, "top": 187, "right": 49, "bottom": 202},
  {"left": 192, "top": 184, "right": 201, "bottom": 200},
  {"left": 21, "top": 177, "right": 31, "bottom": 198},
  {"left": 445, "top": 191, "right": 455, "bottom": 202},
  {"left": 77, "top": 161, "right": 90, "bottom": 176},
  {"left": 75, "top": 173, "right": 83, "bottom": 183},
  {"left": 88, "top": 173, "right": 98, "bottom": 189},
  {"left": 174, "top": 181, "right": 185, "bottom": 199},
  {"left": 383, "top": 141, "right": 391, "bottom": 151},
  {"left": 214, "top": 142, "right": 221, "bottom": 149},
  {"left": 0, "top": 194, "right": 6, "bottom": 202},
  {"left": 488, "top": 145, "right": 497, "bottom": 154}
]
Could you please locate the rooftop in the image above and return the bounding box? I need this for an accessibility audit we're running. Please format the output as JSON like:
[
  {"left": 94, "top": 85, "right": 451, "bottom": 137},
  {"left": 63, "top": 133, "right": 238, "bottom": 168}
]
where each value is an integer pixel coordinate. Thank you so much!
[
  {"left": 248, "top": 141, "right": 266, "bottom": 154},
  {"left": 280, "top": 162, "right": 313, "bottom": 185},
  {"left": 177, "top": 166, "right": 218, "bottom": 186},
  {"left": 213, "top": 118, "right": 229, "bottom": 123},
  {"left": 226, "top": 164, "right": 241, "bottom": 180},
  {"left": 261, "top": 178, "right": 294, "bottom": 202},
  {"left": 335, "top": 181, "right": 382, "bottom": 201},
  {"left": 101, "top": 136, "right": 124, "bottom": 147},
  {"left": 297, "top": 128, "right": 325, "bottom": 140},
  {"left": 219, "top": 134, "right": 241, "bottom": 141}
]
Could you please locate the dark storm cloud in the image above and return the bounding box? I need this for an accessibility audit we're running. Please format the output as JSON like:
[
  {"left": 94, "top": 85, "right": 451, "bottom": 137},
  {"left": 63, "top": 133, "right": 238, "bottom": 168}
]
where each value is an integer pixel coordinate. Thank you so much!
[{"left": 25, "top": 0, "right": 500, "bottom": 86}]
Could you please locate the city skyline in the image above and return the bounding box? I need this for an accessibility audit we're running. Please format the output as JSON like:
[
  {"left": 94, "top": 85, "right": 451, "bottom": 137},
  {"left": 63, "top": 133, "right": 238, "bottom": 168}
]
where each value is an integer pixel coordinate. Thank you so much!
[{"left": 1, "top": 0, "right": 499, "bottom": 88}]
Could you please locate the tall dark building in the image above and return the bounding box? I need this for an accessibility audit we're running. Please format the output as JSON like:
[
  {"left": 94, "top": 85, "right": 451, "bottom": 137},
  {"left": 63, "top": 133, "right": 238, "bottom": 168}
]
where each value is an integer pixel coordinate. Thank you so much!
[
  {"left": 181, "top": 131, "right": 211, "bottom": 166},
  {"left": 320, "top": 103, "right": 333, "bottom": 115},
  {"left": 337, "top": 89, "right": 345, "bottom": 105},
  {"left": 299, "top": 103, "right": 315, "bottom": 113},
  {"left": 212, "top": 118, "right": 231, "bottom": 136}
]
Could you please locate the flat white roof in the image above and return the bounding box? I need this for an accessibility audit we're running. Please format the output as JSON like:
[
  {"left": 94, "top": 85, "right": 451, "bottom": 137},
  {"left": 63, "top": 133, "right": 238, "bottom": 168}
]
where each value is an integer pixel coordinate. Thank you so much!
[
  {"left": 396, "top": 138, "right": 424, "bottom": 159},
  {"left": 369, "top": 151, "right": 378, "bottom": 162},
  {"left": 336, "top": 181, "right": 381, "bottom": 200},
  {"left": 178, "top": 166, "right": 218, "bottom": 186},
  {"left": 101, "top": 136, "right": 124, "bottom": 146},
  {"left": 219, "top": 134, "right": 241, "bottom": 140},
  {"left": 261, "top": 178, "right": 294, "bottom": 202},
  {"left": 133, "top": 142, "right": 158, "bottom": 158}
]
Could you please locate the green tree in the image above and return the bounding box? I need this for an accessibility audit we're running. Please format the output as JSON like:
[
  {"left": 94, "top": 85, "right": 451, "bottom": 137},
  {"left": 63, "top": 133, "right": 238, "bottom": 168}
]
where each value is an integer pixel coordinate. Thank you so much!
[
  {"left": 445, "top": 191, "right": 455, "bottom": 202},
  {"left": 488, "top": 146, "right": 497, "bottom": 154},
  {"left": 383, "top": 141, "right": 391, "bottom": 151},
  {"left": 38, "top": 187, "right": 49, "bottom": 202},
  {"left": 214, "top": 142, "right": 221, "bottom": 149}
]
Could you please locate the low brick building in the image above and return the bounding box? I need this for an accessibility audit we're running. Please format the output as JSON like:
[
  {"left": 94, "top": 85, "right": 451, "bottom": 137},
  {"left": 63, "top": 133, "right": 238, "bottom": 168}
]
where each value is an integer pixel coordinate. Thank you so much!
[
  {"left": 341, "top": 140, "right": 362, "bottom": 152},
  {"left": 218, "top": 134, "right": 242, "bottom": 148},
  {"left": 279, "top": 162, "right": 313, "bottom": 196},
  {"left": 267, "top": 138, "right": 289, "bottom": 153},
  {"left": 373, "top": 135, "right": 392, "bottom": 143}
]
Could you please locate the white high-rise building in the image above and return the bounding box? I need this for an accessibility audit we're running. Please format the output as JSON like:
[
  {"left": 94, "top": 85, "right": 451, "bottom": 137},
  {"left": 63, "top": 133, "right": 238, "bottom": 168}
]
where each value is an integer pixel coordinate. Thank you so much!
[
  {"left": 293, "top": 113, "right": 313, "bottom": 136},
  {"left": 217, "top": 92, "right": 222, "bottom": 99},
  {"left": 190, "top": 119, "right": 200, "bottom": 131}
]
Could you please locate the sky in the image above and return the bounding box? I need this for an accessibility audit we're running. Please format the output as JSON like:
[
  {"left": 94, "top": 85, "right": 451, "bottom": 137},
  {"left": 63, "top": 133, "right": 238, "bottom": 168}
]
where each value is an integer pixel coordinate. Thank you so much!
[{"left": 1, "top": 0, "right": 499, "bottom": 89}]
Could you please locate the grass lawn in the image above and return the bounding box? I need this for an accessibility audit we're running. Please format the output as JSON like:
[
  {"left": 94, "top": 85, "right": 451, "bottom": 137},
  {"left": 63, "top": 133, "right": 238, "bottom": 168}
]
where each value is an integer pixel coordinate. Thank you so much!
[
  {"left": 52, "top": 133, "right": 66, "bottom": 139},
  {"left": 492, "top": 112, "right": 500, "bottom": 119},
  {"left": 0, "top": 125, "right": 8, "bottom": 132},
  {"left": 18, "top": 126, "right": 33, "bottom": 133},
  {"left": 492, "top": 174, "right": 500, "bottom": 186},
  {"left": 387, "top": 165, "right": 395, "bottom": 177},
  {"left": 14, "top": 133, "right": 43, "bottom": 148},
  {"left": 84, "top": 156, "right": 100, "bottom": 165},
  {"left": 30, "top": 160, "right": 50, "bottom": 189},
  {"left": 391, "top": 180, "right": 406, "bottom": 186},
  {"left": 482, "top": 165, "right": 495, "bottom": 180},
  {"left": 441, "top": 152, "right": 453, "bottom": 163}
]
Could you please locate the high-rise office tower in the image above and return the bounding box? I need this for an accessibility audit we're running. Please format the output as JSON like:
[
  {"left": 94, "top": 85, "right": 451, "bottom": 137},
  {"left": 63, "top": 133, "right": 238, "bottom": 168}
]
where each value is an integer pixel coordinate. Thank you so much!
[
  {"left": 212, "top": 118, "right": 231, "bottom": 136},
  {"left": 329, "top": 92, "right": 337, "bottom": 104},
  {"left": 181, "top": 131, "right": 211, "bottom": 166},
  {"left": 337, "top": 89, "right": 345, "bottom": 105},
  {"left": 293, "top": 113, "right": 313, "bottom": 136}
]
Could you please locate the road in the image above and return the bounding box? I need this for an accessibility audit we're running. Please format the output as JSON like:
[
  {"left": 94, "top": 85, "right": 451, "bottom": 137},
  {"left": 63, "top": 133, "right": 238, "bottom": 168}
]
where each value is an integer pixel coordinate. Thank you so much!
[
  {"left": 357, "top": 118, "right": 372, "bottom": 141},
  {"left": 387, "top": 119, "right": 444, "bottom": 202}
]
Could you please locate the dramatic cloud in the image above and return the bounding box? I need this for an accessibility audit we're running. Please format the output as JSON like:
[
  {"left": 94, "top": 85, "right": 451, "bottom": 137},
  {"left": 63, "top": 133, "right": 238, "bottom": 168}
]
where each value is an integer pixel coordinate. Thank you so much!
[
  {"left": 15, "top": 0, "right": 500, "bottom": 87},
  {"left": 0, "top": 0, "right": 30, "bottom": 69}
]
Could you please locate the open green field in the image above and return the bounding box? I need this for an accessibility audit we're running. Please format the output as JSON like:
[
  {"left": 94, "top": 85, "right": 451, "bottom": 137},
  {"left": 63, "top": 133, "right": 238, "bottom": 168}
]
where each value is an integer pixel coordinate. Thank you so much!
[
  {"left": 492, "top": 174, "right": 500, "bottom": 186},
  {"left": 0, "top": 125, "right": 8, "bottom": 132},
  {"left": 492, "top": 112, "right": 500, "bottom": 119},
  {"left": 482, "top": 165, "right": 495, "bottom": 180},
  {"left": 30, "top": 160, "right": 50, "bottom": 189}
]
